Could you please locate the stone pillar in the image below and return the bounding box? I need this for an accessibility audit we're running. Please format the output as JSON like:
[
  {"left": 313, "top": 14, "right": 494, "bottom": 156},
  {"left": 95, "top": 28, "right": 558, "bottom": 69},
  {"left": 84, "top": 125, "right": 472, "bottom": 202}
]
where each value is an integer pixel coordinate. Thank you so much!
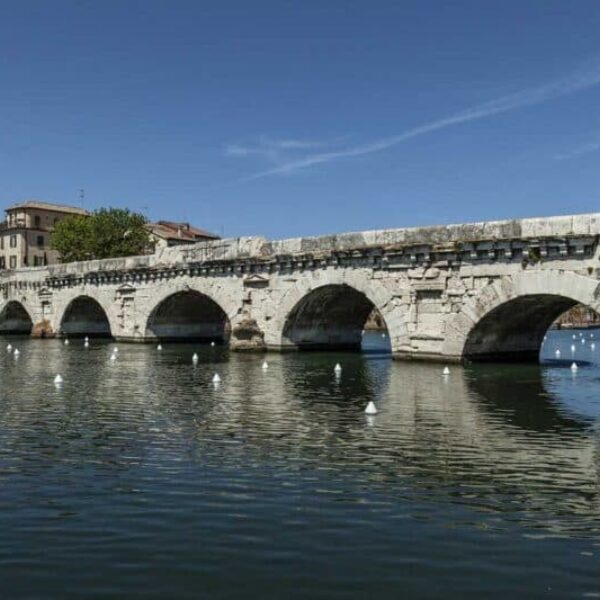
[{"left": 229, "top": 317, "right": 267, "bottom": 352}]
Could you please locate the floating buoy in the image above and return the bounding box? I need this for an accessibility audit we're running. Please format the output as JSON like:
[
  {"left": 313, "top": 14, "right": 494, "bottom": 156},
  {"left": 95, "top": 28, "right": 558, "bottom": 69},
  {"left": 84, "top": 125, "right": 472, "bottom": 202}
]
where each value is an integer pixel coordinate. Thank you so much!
[
  {"left": 571, "top": 344, "right": 576, "bottom": 353},
  {"left": 84, "top": 336, "right": 89, "bottom": 343},
  {"left": 192, "top": 353, "right": 199, "bottom": 363},
  {"left": 579, "top": 332, "right": 583, "bottom": 337},
  {"left": 582, "top": 338, "right": 586, "bottom": 344},
  {"left": 261, "top": 361, "right": 269, "bottom": 370},
  {"left": 334, "top": 363, "right": 342, "bottom": 375},
  {"left": 442, "top": 366, "right": 450, "bottom": 376},
  {"left": 365, "top": 401, "right": 378, "bottom": 415},
  {"left": 13, "top": 349, "right": 19, "bottom": 357},
  {"left": 6, "top": 344, "right": 12, "bottom": 352},
  {"left": 591, "top": 333, "right": 595, "bottom": 339},
  {"left": 64, "top": 339, "right": 69, "bottom": 346},
  {"left": 84, "top": 340, "right": 89, "bottom": 348},
  {"left": 573, "top": 334, "right": 577, "bottom": 339},
  {"left": 109, "top": 352, "right": 117, "bottom": 362},
  {"left": 571, "top": 362, "right": 578, "bottom": 372},
  {"left": 555, "top": 349, "right": 561, "bottom": 358},
  {"left": 592, "top": 343, "right": 596, "bottom": 351},
  {"left": 157, "top": 344, "right": 162, "bottom": 351},
  {"left": 113, "top": 346, "right": 119, "bottom": 354},
  {"left": 54, "top": 374, "right": 63, "bottom": 385},
  {"left": 381, "top": 333, "right": 386, "bottom": 338},
  {"left": 212, "top": 373, "right": 221, "bottom": 384},
  {"left": 210, "top": 341, "right": 215, "bottom": 347}
]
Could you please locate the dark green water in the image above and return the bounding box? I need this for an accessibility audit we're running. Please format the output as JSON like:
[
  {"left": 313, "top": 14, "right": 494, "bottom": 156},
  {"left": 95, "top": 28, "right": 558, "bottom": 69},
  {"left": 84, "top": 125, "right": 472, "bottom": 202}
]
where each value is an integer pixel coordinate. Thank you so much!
[{"left": 1, "top": 330, "right": 600, "bottom": 598}]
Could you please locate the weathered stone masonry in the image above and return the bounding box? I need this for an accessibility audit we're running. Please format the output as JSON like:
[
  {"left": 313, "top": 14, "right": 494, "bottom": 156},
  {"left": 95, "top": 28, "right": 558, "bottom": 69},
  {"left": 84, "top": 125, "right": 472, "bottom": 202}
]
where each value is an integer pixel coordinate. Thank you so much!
[{"left": 2, "top": 213, "right": 600, "bottom": 362}]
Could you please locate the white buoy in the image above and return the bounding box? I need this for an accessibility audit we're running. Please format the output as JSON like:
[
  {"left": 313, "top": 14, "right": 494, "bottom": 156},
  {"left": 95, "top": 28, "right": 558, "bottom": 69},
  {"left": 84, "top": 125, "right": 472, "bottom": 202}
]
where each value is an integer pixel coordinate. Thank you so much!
[
  {"left": 442, "top": 366, "right": 450, "bottom": 376},
  {"left": 334, "top": 363, "right": 342, "bottom": 375},
  {"left": 591, "top": 333, "right": 595, "bottom": 339},
  {"left": 365, "top": 401, "right": 378, "bottom": 415},
  {"left": 84, "top": 336, "right": 89, "bottom": 343},
  {"left": 573, "top": 334, "right": 577, "bottom": 340},
  {"left": 109, "top": 352, "right": 117, "bottom": 362},
  {"left": 381, "top": 333, "right": 386, "bottom": 338},
  {"left": 592, "top": 343, "right": 596, "bottom": 351},
  {"left": 261, "top": 360, "right": 269, "bottom": 370},
  {"left": 6, "top": 344, "right": 12, "bottom": 352},
  {"left": 157, "top": 344, "right": 162, "bottom": 351},
  {"left": 64, "top": 339, "right": 69, "bottom": 346},
  {"left": 192, "top": 353, "right": 199, "bottom": 363},
  {"left": 571, "top": 362, "right": 578, "bottom": 372},
  {"left": 210, "top": 341, "right": 215, "bottom": 347},
  {"left": 582, "top": 338, "right": 586, "bottom": 345},
  {"left": 555, "top": 349, "right": 561, "bottom": 358},
  {"left": 84, "top": 340, "right": 89, "bottom": 348},
  {"left": 571, "top": 344, "right": 576, "bottom": 353},
  {"left": 53, "top": 374, "right": 63, "bottom": 385},
  {"left": 212, "top": 373, "right": 221, "bottom": 384},
  {"left": 13, "top": 349, "right": 19, "bottom": 357},
  {"left": 113, "top": 346, "right": 119, "bottom": 354},
  {"left": 579, "top": 332, "right": 583, "bottom": 337}
]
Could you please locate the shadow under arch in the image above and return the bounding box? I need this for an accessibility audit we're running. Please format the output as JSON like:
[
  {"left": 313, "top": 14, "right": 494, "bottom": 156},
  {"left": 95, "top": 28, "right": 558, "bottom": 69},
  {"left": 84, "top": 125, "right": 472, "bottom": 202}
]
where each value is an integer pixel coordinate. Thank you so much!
[
  {"left": 0, "top": 301, "right": 33, "bottom": 334},
  {"left": 282, "top": 283, "right": 391, "bottom": 352},
  {"left": 145, "top": 290, "right": 230, "bottom": 343},
  {"left": 463, "top": 294, "right": 582, "bottom": 362},
  {"left": 60, "top": 296, "right": 112, "bottom": 338}
]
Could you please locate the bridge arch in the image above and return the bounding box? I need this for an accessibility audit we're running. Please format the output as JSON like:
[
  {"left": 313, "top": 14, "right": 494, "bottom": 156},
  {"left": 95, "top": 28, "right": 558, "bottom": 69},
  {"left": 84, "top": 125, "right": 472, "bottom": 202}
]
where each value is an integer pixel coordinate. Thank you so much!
[
  {"left": 59, "top": 295, "right": 113, "bottom": 338},
  {"left": 443, "top": 270, "right": 600, "bottom": 362},
  {"left": 0, "top": 300, "right": 33, "bottom": 334},
  {"left": 145, "top": 288, "right": 232, "bottom": 343},
  {"left": 270, "top": 271, "right": 409, "bottom": 352}
]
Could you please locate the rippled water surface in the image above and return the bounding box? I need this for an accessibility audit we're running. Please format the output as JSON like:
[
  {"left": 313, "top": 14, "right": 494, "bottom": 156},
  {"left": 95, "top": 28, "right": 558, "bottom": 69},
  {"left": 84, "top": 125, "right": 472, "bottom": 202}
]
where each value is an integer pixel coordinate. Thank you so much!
[{"left": 1, "top": 330, "right": 600, "bottom": 598}]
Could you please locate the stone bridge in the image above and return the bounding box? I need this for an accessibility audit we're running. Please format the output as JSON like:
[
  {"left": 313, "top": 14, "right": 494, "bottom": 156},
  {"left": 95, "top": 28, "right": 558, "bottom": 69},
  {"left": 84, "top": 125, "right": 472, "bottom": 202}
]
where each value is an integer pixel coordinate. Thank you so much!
[{"left": 2, "top": 213, "right": 600, "bottom": 363}]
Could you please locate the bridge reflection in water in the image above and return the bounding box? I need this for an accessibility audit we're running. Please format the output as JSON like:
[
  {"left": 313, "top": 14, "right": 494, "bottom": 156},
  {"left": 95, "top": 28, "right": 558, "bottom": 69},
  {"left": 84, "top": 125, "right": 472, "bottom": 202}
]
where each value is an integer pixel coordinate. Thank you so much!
[{"left": 0, "top": 328, "right": 599, "bottom": 597}]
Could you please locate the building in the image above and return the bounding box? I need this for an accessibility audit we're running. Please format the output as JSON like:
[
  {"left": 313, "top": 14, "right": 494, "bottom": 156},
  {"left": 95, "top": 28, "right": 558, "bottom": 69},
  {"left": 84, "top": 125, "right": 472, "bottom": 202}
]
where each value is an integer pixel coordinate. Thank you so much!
[
  {"left": 147, "top": 220, "right": 220, "bottom": 251},
  {"left": 0, "top": 200, "right": 88, "bottom": 270}
]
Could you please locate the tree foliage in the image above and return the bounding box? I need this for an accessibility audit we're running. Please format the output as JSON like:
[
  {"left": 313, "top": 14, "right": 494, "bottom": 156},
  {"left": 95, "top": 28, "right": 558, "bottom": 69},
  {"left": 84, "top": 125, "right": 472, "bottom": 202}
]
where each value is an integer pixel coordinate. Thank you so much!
[{"left": 51, "top": 208, "right": 150, "bottom": 263}]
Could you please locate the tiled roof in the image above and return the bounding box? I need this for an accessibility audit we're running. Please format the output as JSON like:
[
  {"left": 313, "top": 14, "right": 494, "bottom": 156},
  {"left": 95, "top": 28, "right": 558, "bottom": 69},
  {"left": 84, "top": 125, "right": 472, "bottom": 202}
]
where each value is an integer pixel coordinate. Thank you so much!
[
  {"left": 147, "top": 220, "right": 220, "bottom": 241},
  {"left": 5, "top": 200, "right": 89, "bottom": 216}
]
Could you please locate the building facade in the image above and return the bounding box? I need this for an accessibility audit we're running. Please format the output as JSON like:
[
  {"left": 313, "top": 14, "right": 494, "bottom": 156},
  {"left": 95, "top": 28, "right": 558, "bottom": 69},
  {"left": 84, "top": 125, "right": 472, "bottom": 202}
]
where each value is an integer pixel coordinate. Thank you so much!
[{"left": 0, "top": 200, "right": 88, "bottom": 270}]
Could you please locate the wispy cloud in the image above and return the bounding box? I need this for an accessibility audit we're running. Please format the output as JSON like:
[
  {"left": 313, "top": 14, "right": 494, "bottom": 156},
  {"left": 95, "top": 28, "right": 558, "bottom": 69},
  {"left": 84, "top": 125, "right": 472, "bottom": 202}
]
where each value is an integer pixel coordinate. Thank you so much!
[
  {"left": 225, "top": 136, "right": 341, "bottom": 166},
  {"left": 230, "top": 59, "right": 600, "bottom": 180},
  {"left": 554, "top": 136, "right": 600, "bottom": 160}
]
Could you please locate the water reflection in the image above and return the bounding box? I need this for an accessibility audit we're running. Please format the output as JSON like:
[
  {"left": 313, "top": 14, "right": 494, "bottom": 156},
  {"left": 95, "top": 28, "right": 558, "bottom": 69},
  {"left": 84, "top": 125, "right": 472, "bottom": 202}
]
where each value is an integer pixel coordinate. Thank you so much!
[{"left": 1, "top": 331, "right": 600, "bottom": 597}]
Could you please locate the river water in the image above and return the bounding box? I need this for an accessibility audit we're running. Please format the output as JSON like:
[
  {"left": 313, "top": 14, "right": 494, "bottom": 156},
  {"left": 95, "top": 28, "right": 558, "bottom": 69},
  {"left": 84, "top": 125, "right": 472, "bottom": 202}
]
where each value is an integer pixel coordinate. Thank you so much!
[{"left": 0, "top": 330, "right": 600, "bottom": 598}]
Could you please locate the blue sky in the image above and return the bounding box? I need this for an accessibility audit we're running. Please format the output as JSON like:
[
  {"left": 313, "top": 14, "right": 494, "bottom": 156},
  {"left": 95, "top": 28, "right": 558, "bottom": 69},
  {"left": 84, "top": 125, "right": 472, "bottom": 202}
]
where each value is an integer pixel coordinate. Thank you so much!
[{"left": 1, "top": 1, "right": 600, "bottom": 239}]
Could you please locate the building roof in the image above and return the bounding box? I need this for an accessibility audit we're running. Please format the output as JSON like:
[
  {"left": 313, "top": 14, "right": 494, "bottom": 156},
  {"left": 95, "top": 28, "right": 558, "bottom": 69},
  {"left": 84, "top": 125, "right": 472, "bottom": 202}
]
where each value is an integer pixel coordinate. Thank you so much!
[
  {"left": 5, "top": 200, "right": 89, "bottom": 216},
  {"left": 147, "top": 220, "right": 220, "bottom": 242}
]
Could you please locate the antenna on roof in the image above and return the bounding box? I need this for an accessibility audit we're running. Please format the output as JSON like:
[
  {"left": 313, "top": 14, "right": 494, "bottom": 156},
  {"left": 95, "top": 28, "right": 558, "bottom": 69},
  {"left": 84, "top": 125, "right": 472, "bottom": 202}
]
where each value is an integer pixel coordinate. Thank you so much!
[{"left": 79, "top": 188, "right": 85, "bottom": 208}]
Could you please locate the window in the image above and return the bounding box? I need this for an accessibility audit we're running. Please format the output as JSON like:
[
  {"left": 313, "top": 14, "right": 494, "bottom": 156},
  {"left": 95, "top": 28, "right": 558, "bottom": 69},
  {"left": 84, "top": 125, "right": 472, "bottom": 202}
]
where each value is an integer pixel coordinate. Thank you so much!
[
  {"left": 34, "top": 215, "right": 41, "bottom": 228},
  {"left": 37, "top": 235, "right": 44, "bottom": 247},
  {"left": 9, "top": 256, "right": 16, "bottom": 269},
  {"left": 0, "top": 237, "right": 3, "bottom": 250},
  {"left": 9, "top": 235, "right": 16, "bottom": 248},
  {"left": 0, "top": 257, "right": 5, "bottom": 269},
  {"left": 34, "top": 256, "right": 43, "bottom": 266}
]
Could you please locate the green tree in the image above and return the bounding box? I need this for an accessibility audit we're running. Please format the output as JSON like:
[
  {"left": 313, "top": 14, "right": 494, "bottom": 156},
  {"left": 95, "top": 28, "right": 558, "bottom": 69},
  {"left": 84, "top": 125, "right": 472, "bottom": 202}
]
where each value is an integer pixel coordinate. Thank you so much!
[{"left": 51, "top": 208, "right": 150, "bottom": 263}]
